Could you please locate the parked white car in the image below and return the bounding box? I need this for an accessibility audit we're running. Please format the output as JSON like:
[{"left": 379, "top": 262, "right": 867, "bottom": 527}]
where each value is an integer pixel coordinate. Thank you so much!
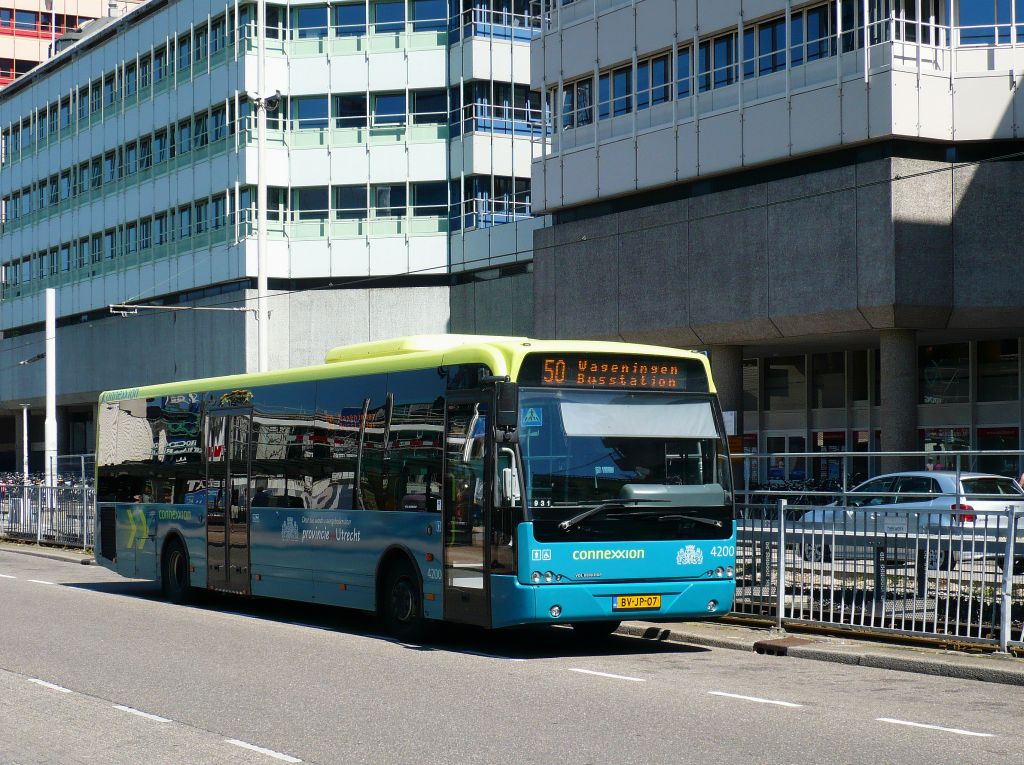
[{"left": 795, "top": 471, "right": 1024, "bottom": 572}]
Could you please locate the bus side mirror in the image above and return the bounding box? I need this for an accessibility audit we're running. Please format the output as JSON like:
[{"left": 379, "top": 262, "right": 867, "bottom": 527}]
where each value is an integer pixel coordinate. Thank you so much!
[{"left": 495, "top": 381, "right": 519, "bottom": 430}]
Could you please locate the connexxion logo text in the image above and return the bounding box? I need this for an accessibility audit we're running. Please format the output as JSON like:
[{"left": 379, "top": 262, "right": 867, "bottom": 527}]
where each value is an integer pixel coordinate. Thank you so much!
[{"left": 572, "top": 549, "right": 645, "bottom": 560}]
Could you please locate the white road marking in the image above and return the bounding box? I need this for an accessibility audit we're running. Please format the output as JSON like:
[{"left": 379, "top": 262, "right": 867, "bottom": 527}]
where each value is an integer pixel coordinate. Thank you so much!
[
  {"left": 225, "top": 739, "right": 302, "bottom": 763},
  {"left": 568, "top": 668, "right": 646, "bottom": 682},
  {"left": 458, "top": 650, "right": 526, "bottom": 662},
  {"left": 708, "top": 691, "right": 803, "bottom": 708},
  {"left": 876, "top": 718, "right": 994, "bottom": 738},
  {"left": 113, "top": 704, "right": 171, "bottom": 723},
  {"left": 28, "top": 678, "right": 72, "bottom": 693},
  {"left": 27, "top": 579, "right": 55, "bottom": 585},
  {"left": 0, "top": 573, "right": 16, "bottom": 578}
]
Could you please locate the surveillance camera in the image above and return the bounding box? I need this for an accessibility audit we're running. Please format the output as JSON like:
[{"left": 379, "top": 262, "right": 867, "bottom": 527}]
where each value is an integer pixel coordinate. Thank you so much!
[{"left": 265, "top": 90, "right": 282, "bottom": 111}]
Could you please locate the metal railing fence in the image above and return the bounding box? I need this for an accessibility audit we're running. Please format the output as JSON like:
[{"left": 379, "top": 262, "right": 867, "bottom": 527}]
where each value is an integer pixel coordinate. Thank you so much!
[
  {"left": 735, "top": 499, "right": 1024, "bottom": 652},
  {"left": 0, "top": 485, "right": 94, "bottom": 549}
]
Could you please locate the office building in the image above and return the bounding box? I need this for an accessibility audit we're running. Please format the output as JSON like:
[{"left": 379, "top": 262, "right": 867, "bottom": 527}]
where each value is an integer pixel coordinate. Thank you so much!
[
  {"left": 531, "top": 0, "right": 1024, "bottom": 478},
  {"left": 0, "top": 0, "right": 545, "bottom": 470}
]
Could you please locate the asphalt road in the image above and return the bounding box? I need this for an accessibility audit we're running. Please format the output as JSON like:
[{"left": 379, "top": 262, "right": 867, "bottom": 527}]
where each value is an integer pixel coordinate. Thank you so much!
[{"left": 0, "top": 550, "right": 1021, "bottom": 765}]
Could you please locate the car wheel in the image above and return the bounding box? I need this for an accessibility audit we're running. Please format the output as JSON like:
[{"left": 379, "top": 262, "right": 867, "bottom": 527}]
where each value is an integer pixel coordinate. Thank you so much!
[
  {"left": 570, "top": 621, "right": 622, "bottom": 641},
  {"left": 800, "top": 543, "right": 831, "bottom": 563},
  {"left": 380, "top": 560, "right": 426, "bottom": 642},
  {"left": 161, "top": 537, "right": 193, "bottom": 605}
]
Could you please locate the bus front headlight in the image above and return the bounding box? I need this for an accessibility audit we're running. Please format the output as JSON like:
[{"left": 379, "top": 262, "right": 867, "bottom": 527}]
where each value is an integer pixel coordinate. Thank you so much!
[{"left": 531, "top": 571, "right": 541, "bottom": 583}]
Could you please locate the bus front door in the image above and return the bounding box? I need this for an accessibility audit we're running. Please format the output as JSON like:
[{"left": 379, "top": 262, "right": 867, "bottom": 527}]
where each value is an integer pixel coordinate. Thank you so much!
[
  {"left": 205, "top": 411, "right": 252, "bottom": 596},
  {"left": 443, "top": 395, "right": 492, "bottom": 626}
]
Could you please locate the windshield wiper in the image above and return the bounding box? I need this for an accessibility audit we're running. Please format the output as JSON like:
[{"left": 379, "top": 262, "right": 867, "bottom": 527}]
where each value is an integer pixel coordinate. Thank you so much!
[
  {"left": 558, "top": 499, "right": 667, "bottom": 532},
  {"left": 606, "top": 509, "right": 725, "bottom": 528}
]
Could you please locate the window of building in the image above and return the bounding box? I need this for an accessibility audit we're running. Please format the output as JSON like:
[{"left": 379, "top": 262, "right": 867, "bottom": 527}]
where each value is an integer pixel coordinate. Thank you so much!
[
  {"left": 90, "top": 81, "right": 101, "bottom": 113},
  {"left": 152, "top": 213, "right": 166, "bottom": 244},
  {"left": 291, "top": 95, "right": 329, "bottom": 129},
  {"left": 373, "top": 0, "right": 405, "bottom": 32},
  {"left": 742, "top": 359, "right": 758, "bottom": 411},
  {"left": 125, "top": 63, "right": 137, "bottom": 96},
  {"left": 757, "top": 16, "right": 787, "bottom": 75},
  {"left": 919, "top": 343, "right": 969, "bottom": 404},
  {"left": 977, "top": 427, "right": 1020, "bottom": 478},
  {"left": 411, "top": 0, "right": 446, "bottom": 31},
  {"left": 212, "top": 196, "right": 226, "bottom": 228},
  {"left": 177, "top": 34, "right": 191, "bottom": 71},
  {"left": 103, "top": 75, "right": 115, "bottom": 107},
  {"left": 89, "top": 234, "right": 101, "bottom": 263},
  {"left": 140, "top": 56, "right": 151, "bottom": 88},
  {"left": 48, "top": 107, "right": 58, "bottom": 136},
  {"left": 15, "top": 10, "right": 35, "bottom": 32},
  {"left": 334, "top": 185, "right": 367, "bottom": 219},
  {"left": 59, "top": 99, "right": 71, "bottom": 129},
  {"left": 292, "top": 186, "right": 329, "bottom": 220},
  {"left": 139, "top": 137, "right": 152, "bottom": 169},
  {"left": 154, "top": 130, "right": 168, "bottom": 163},
  {"left": 125, "top": 142, "right": 138, "bottom": 175},
  {"left": 177, "top": 120, "right": 192, "bottom": 154},
  {"left": 59, "top": 172, "right": 70, "bottom": 200},
  {"left": 805, "top": 4, "right": 831, "bottom": 61},
  {"left": 194, "top": 113, "right": 209, "bottom": 148},
  {"left": 412, "top": 90, "right": 446, "bottom": 124},
  {"left": 90, "top": 158, "right": 101, "bottom": 189},
  {"left": 194, "top": 27, "right": 208, "bottom": 61},
  {"left": 47, "top": 175, "right": 58, "bottom": 205},
  {"left": 76, "top": 238, "right": 88, "bottom": 267},
  {"left": 636, "top": 53, "right": 670, "bottom": 110},
  {"left": 811, "top": 352, "right": 844, "bottom": 408},
  {"left": 920, "top": 428, "right": 969, "bottom": 471},
  {"left": 412, "top": 181, "right": 446, "bottom": 216},
  {"left": 373, "top": 93, "right": 406, "bottom": 125},
  {"left": 764, "top": 355, "right": 806, "bottom": 411},
  {"left": 195, "top": 200, "right": 209, "bottom": 233},
  {"left": 140, "top": 218, "right": 152, "bottom": 249},
  {"left": 676, "top": 47, "right": 692, "bottom": 99},
  {"left": 713, "top": 33, "right": 737, "bottom": 88},
  {"left": 294, "top": 5, "right": 328, "bottom": 37},
  {"left": 561, "top": 77, "right": 593, "bottom": 130},
  {"left": 179, "top": 205, "right": 192, "bottom": 238},
  {"left": 333, "top": 2, "right": 366, "bottom": 35},
  {"left": 154, "top": 49, "right": 167, "bottom": 81},
  {"left": 77, "top": 88, "right": 89, "bottom": 120},
  {"left": 373, "top": 184, "right": 407, "bottom": 217},
  {"left": 124, "top": 222, "right": 138, "bottom": 254},
  {"left": 211, "top": 107, "right": 226, "bottom": 140},
  {"left": 597, "top": 64, "right": 631, "bottom": 119},
  {"left": 59, "top": 244, "right": 70, "bottom": 272},
  {"left": 103, "top": 152, "right": 116, "bottom": 183},
  {"left": 211, "top": 17, "right": 226, "bottom": 52},
  {"left": 977, "top": 339, "right": 1019, "bottom": 402},
  {"left": 103, "top": 229, "right": 116, "bottom": 259}
]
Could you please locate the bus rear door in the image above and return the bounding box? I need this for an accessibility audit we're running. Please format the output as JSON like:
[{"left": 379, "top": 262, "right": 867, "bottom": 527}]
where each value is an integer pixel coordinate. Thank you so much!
[
  {"left": 443, "top": 394, "right": 492, "bottom": 626},
  {"left": 205, "top": 409, "right": 252, "bottom": 595}
]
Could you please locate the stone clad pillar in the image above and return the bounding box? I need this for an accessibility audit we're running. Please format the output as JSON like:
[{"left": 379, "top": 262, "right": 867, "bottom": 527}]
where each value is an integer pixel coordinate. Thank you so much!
[
  {"left": 879, "top": 330, "right": 918, "bottom": 472},
  {"left": 709, "top": 345, "right": 744, "bottom": 437}
]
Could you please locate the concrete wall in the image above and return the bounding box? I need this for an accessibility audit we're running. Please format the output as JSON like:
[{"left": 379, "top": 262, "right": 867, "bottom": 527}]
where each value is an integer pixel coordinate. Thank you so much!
[
  {"left": 533, "top": 155, "right": 1024, "bottom": 346},
  {"left": 449, "top": 272, "right": 533, "bottom": 337}
]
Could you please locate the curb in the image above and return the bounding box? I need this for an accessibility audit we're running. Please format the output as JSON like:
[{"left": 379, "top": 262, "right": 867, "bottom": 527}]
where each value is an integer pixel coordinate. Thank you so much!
[
  {"left": 618, "top": 622, "right": 1024, "bottom": 687},
  {"left": 0, "top": 543, "right": 93, "bottom": 566}
]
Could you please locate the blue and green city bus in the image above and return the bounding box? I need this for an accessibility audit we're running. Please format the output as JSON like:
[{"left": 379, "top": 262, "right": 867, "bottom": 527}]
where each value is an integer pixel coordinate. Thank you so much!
[{"left": 95, "top": 335, "right": 736, "bottom": 638}]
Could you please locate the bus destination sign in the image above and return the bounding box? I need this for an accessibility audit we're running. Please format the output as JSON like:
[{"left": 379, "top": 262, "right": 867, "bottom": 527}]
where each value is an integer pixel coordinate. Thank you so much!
[{"left": 518, "top": 354, "right": 708, "bottom": 391}]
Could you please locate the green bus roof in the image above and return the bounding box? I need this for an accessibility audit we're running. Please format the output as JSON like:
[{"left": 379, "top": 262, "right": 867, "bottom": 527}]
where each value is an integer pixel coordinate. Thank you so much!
[{"left": 98, "top": 335, "right": 715, "bottom": 403}]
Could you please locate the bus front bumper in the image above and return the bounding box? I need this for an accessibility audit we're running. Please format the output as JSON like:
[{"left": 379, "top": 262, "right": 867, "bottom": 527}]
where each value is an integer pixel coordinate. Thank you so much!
[{"left": 489, "top": 576, "right": 736, "bottom": 629}]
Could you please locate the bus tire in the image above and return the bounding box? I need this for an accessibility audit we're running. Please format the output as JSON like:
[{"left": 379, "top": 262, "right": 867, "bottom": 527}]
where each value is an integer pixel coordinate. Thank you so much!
[
  {"left": 380, "top": 560, "right": 425, "bottom": 642},
  {"left": 161, "top": 537, "right": 193, "bottom": 605},
  {"left": 570, "top": 620, "right": 621, "bottom": 641}
]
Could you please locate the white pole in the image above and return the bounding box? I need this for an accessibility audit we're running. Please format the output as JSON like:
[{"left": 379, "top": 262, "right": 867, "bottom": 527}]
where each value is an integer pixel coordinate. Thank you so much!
[
  {"left": 21, "top": 404, "right": 29, "bottom": 483},
  {"left": 256, "top": 0, "right": 269, "bottom": 373},
  {"left": 45, "top": 288, "right": 57, "bottom": 487}
]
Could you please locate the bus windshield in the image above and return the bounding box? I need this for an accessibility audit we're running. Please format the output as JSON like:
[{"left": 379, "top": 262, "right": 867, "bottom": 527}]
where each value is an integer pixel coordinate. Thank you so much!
[{"left": 518, "top": 389, "right": 733, "bottom": 542}]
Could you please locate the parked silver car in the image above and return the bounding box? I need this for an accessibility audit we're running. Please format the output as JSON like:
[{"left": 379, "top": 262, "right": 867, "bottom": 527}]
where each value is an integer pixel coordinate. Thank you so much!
[{"left": 795, "top": 471, "right": 1024, "bottom": 571}]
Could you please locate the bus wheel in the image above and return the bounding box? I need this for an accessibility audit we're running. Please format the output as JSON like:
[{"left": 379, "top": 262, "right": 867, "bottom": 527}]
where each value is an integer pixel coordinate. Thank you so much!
[
  {"left": 380, "top": 561, "right": 425, "bottom": 642},
  {"left": 570, "top": 621, "right": 621, "bottom": 641},
  {"left": 161, "top": 538, "right": 193, "bottom": 605}
]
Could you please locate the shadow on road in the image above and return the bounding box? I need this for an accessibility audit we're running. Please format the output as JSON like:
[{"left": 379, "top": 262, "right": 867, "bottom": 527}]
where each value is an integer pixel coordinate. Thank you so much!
[{"left": 62, "top": 578, "right": 708, "bottom": 660}]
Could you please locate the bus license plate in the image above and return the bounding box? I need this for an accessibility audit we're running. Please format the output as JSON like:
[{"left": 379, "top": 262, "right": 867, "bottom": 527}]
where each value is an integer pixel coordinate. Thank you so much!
[{"left": 613, "top": 595, "right": 661, "bottom": 611}]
